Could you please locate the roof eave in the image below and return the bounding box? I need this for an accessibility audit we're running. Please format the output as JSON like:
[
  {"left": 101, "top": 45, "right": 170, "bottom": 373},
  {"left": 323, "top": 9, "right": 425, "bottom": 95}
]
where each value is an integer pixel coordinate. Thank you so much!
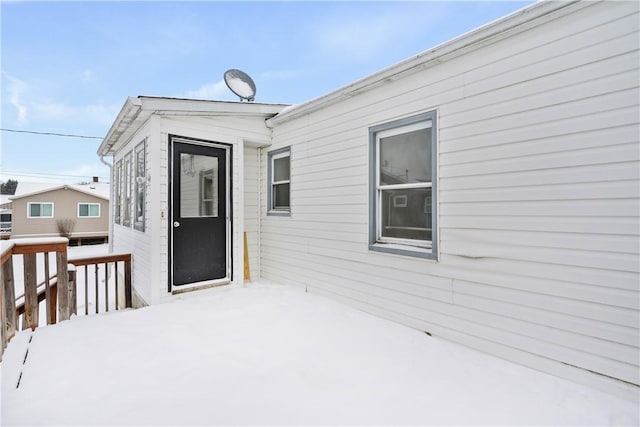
[
  {"left": 97, "top": 97, "right": 144, "bottom": 157},
  {"left": 98, "top": 97, "right": 289, "bottom": 156},
  {"left": 138, "top": 96, "right": 289, "bottom": 117},
  {"left": 10, "top": 185, "right": 109, "bottom": 201}
]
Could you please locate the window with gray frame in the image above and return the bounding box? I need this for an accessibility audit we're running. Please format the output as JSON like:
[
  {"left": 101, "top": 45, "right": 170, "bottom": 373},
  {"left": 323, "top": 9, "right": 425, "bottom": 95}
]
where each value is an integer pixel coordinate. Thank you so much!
[
  {"left": 134, "top": 140, "right": 146, "bottom": 231},
  {"left": 369, "top": 111, "right": 437, "bottom": 259},
  {"left": 267, "top": 147, "right": 291, "bottom": 215},
  {"left": 122, "top": 151, "right": 132, "bottom": 227},
  {"left": 115, "top": 160, "right": 122, "bottom": 225}
]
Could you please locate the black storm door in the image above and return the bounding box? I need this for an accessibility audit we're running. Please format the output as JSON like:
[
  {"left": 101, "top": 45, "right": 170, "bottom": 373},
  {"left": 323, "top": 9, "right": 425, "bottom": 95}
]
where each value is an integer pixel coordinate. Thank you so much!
[{"left": 171, "top": 138, "right": 230, "bottom": 288}]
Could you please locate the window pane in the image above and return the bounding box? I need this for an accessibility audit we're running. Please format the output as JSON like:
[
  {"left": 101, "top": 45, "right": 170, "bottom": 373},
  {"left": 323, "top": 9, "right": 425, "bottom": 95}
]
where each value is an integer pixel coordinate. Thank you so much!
[
  {"left": 89, "top": 204, "right": 99, "bottom": 217},
  {"left": 42, "top": 204, "right": 52, "bottom": 217},
  {"left": 274, "top": 156, "right": 290, "bottom": 182},
  {"left": 381, "top": 188, "right": 431, "bottom": 241},
  {"left": 79, "top": 204, "right": 88, "bottom": 217},
  {"left": 30, "top": 204, "right": 41, "bottom": 217},
  {"left": 135, "top": 145, "right": 145, "bottom": 229},
  {"left": 123, "top": 154, "right": 131, "bottom": 225},
  {"left": 273, "top": 183, "right": 290, "bottom": 208},
  {"left": 180, "top": 155, "right": 218, "bottom": 218},
  {"left": 115, "top": 161, "right": 122, "bottom": 224},
  {"left": 380, "top": 128, "right": 431, "bottom": 185}
]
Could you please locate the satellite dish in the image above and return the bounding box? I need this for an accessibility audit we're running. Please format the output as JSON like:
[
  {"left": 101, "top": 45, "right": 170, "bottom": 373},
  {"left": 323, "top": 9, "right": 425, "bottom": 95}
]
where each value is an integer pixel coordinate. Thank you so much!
[{"left": 224, "top": 69, "right": 256, "bottom": 102}]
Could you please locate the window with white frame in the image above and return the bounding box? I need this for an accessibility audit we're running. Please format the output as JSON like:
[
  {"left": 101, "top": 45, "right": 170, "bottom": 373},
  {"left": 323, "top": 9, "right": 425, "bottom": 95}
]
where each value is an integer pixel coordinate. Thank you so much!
[
  {"left": 122, "top": 151, "right": 132, "bottom": 227},
  {"left": 28, "top": 202, "right": 54, "bottom": 218},
  {"left": 134, "top": 140, "right": 146, "bottom": 231},
  {"left": 78, "top": 203, "right": 100, "bottom": 218},
  {"left": 267, "top": 147, "right": 291, "bottom": 215},
  {"left": 369, "top": 111, "right": 437, "bottom": 258},
  {"left": 115, "top": 160, "right": 122, "bottom": 225}
]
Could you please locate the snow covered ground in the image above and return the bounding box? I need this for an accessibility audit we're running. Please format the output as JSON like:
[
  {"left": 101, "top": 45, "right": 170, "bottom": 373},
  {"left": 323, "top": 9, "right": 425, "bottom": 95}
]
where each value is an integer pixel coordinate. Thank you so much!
[{"left": 1, "top": 281, "right": 638, "bottom": 426}]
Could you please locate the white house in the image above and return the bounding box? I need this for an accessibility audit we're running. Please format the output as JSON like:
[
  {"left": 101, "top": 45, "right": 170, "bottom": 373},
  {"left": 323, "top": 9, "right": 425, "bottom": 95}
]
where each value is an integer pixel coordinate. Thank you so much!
[{"left": 98, "top": 0, "right": 639, "bottom": 399}]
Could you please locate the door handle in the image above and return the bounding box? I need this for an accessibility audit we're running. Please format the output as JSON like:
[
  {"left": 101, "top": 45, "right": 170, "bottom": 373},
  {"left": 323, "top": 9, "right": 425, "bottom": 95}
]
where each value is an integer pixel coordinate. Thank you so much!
[{"left": 173, "top": 221, "right": 180, "bottom": 228}]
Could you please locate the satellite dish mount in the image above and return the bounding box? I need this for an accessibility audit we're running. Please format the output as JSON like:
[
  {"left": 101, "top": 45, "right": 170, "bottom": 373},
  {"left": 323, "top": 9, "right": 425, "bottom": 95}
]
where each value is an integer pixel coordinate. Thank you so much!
[{"left": 224, "top": 69, "right": 256, "bottom": 102}]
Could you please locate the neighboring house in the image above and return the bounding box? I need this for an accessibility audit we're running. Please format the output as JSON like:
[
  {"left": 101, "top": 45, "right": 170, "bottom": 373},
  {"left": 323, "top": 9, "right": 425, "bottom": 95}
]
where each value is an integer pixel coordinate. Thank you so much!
[
  {"left": 0, "top": 195, "right": 12, "bottom": 239},
  {"left": 98, "top": 1, "right": 639, "bottom": 399},
  {"left": 10, "top": 178, "right": 110, "bottom": 245}
]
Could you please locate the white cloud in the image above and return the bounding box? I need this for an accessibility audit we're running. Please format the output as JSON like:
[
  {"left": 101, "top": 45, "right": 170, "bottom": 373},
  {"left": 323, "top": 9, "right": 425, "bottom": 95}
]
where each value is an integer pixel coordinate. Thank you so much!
[
  {"left": 185, "top": 80, "right": 228, "bottom": 100},
  {"left": 2, "top": 72, "right": 118, "bottom": 127},
  {"left": 4, "top": 73, "right": 29, "bottom": 123}
]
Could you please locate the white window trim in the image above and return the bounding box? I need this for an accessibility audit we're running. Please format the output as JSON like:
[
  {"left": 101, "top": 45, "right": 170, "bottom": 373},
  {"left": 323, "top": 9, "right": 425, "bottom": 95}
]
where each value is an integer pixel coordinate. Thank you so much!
[
  {"left": 267, "top": 146, "right": 291, "bottom": 216},
  {"left": 122, "top": 150, "right": 132, "bottom": 227},
  {"left": 77, "top": 203, "right": 100, "bottom": 218},
  {"left": 27, "top": 202, "right": 54, "bottom": 218},
  {"left": 114, "top": 159, "right": 123, "bottom": 225},
  {"left": 134, "top": 140, "right": 146, "bottom": 232},
  {"left": 369, "top": 111, "right": 438, "bottom": 259}
]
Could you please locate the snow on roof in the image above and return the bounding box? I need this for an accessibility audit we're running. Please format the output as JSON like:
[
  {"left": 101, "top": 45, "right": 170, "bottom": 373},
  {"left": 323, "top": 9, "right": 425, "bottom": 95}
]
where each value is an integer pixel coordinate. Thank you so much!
[{"left": 12, "top": 181, "right": 110, "bottom": 200}]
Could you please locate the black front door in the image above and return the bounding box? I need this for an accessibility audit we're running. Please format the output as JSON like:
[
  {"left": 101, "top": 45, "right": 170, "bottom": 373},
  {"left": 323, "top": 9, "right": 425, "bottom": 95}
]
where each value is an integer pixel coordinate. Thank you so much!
[{"left": 171, "top": 138, "right": 230, "bottom": 288}]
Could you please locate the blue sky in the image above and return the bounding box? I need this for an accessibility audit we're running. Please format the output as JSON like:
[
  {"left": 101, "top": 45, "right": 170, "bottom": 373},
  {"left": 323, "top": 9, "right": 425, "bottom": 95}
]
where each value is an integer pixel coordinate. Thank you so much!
[{"left": 1, "top": 1, "right": 531, "bottom": 184}]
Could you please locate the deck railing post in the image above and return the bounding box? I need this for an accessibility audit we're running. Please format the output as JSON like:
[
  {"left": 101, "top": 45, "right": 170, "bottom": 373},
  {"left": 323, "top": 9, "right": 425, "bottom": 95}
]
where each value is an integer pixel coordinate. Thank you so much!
[
  {"left": 68, "top": 265, "right": 77, "bottom": 316},
  {"left": 44, "top": 253, "right": 52, "bottom": 325},
  {"left": 2, "top": 254, "right": 16, "bottom": 343},
  {"left": 49, "top": 282, "right": 58, "bottom": 325},
  {"left": 23, "top": 253, "right": 38, "bottom": 330},
  {"left": 56, "top": 249, "right": 70, "bottom": 322},
  {"left": 124, "top": 257, "right": 132, "bottom": 308}
]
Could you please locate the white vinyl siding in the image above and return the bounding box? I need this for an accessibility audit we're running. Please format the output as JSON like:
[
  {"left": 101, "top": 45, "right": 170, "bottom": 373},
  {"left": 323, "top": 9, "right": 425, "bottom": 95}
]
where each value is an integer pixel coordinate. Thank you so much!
[
  {"left": 155, "top": 114, "right": 273, "bottom": 303},
  {"left": 262, "top": 0, "right": 639, "bottom": 395},
  {"left": 111, "top": 119, "right": 156, "bottom": 307},
  {"left": 244, "top": 146, "right": 260, "bottom": 280}
]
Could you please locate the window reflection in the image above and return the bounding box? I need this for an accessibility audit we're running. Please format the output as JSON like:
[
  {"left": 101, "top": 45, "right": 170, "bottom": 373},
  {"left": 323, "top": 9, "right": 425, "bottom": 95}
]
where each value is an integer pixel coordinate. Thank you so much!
[
  {"left": 180, "top": 154, "right": 218, "bottom": 218},
  {"left": 379, "top": 128, "right": 431, "bottom": 185}
]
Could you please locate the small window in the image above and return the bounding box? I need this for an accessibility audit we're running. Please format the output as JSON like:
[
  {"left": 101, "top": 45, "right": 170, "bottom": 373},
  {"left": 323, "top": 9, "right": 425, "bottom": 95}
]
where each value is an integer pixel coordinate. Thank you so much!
[
  {"left": 78, "top": 203, "right": 100, "bottom": 218},
  {"left": 369, "top": 111, "right": 438, "bottom": 259},
  {"left": 134, "top": 140, "right": 146, "bottom": 231},
  {"left": 267, "top": 147, "right": 291, "bottom": 216},
  {"left": 122, "top": 151, "right": 132, "bottom": 227},
  {"left": 28, "top": 202, "right": 54, "bottom": 218},
  {"left": 114, "top": 160, "right": 123, "bottom": 225}
]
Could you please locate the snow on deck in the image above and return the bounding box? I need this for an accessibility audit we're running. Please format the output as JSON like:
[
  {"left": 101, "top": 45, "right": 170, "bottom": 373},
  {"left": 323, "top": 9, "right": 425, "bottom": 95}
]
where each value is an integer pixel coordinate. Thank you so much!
[{"left": 2, "top": 282, "right": 638, "bottom": 426}]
